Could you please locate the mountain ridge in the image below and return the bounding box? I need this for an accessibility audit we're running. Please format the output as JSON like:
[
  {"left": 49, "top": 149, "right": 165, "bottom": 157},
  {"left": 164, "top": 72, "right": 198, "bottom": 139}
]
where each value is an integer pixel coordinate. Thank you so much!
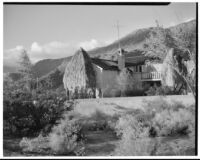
[{"left": 5, "top": 19, "right": 196, "bottom": 80}]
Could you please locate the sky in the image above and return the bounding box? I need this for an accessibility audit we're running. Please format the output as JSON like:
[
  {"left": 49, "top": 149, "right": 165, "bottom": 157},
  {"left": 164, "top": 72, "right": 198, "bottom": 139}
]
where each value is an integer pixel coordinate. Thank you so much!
[{"left": 3, "top": 2, "right": 196, "bottom": 67}]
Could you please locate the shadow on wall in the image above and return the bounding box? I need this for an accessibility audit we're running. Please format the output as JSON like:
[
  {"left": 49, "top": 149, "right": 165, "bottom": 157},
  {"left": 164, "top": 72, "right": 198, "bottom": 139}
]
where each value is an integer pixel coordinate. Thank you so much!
[{"left": 102, "top": 87, "right": 145, "bottom": 98}]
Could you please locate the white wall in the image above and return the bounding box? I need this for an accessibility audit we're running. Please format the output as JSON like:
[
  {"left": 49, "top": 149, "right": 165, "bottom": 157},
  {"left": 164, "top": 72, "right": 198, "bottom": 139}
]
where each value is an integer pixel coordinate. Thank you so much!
[{"left": 92, "top": 64, "right": 120, "bottom": 97}]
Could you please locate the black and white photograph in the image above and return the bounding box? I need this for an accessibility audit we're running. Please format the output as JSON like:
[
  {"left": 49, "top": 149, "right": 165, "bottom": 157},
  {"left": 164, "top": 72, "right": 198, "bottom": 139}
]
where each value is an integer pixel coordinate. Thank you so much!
[{"left": 2, "top": 1, "right": 198, "bottom": 158}]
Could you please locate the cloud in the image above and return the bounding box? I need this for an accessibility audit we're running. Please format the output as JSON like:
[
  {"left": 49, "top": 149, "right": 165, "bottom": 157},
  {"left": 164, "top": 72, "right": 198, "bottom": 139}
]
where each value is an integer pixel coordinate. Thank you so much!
[
  {"left": 167, "top": 21, "right": 177, "bottom": 27},
  {"left": 4, "top": 39, "right": 110, "bottom": 69},
  {"left": 3, "top": 45, "right": 25, "bottom": 67},
  {"left": 78, "top": 39, "right": 104, "bottom": 50},
  {"left": 30, "top": 41, "right": 74, "bottom": 63},
  {"left": 31, "top": 42, "right": 43, "bottom": 53}
]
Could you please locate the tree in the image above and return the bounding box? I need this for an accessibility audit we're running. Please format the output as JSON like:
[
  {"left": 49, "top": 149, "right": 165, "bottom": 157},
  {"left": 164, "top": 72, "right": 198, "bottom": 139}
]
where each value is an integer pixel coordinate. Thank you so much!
[
  {"left": 18, "top": 49, "right": 36, "bottom": 92},
  {"left": 173, "top": 25, "right": 196, "bottom": 98},
  {"left": 143, "top": 25, "right": 196, "bottom": 98},
  {"left": 144, "top": 27, "right": 177, "bottom": 60},
  {"left": 18, "top": 50, "right": 34, "bottom": 79},
  {"left": 117, "top": 68, "right": 141, "bottom": 96}
]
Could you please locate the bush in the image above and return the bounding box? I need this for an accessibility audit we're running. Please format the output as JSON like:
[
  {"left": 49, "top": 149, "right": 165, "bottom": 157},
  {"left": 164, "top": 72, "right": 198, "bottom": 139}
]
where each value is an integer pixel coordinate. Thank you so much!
[
  {"left": 143, "top": 98, "right": 195, "bottom": 137},
  {"left": 112, "top": 99, "right": 195, "bottom": 156},
  {"left": 156, "top": 137, "right": 195, "bottom": 155},
  {"left": 145, "top": 86, "right": 179, "bottom": 96},
  {"left": 152, "top": 108, "right": 194, "bottom": 137},
  {"left": 49, "top": 114, "right": 85, "bottom": 156},
  {"left": 113, "top": 114, "right": 154, "bottom": 156},
  {"left": 81, "top": 110, "right": 119, "bottom": 132},
  {"left": 3, "top": 88, "right": 69, "bottom": 137},
  {"left": 19, "top": 134, "right": 50, "bottom": 154}
]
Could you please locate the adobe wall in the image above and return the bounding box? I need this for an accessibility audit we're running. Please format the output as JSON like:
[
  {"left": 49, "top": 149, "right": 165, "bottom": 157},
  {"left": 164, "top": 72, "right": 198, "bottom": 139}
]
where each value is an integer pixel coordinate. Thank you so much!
[{"left": 92, "top": 64, "right": 120, "bottom": 97}]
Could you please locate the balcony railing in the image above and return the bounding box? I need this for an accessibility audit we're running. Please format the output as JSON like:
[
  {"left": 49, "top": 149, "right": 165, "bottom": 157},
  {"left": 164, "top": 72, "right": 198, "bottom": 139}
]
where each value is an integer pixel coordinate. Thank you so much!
[{"left": 133, "top": 72, "right": 162, "bottom": 81}]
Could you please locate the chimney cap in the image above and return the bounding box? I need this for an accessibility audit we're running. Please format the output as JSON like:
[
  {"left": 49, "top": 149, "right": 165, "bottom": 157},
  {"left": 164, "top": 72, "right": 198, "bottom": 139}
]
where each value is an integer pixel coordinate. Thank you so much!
[{"left": 118, "top": 48, "right": 125, "bottom": 55}]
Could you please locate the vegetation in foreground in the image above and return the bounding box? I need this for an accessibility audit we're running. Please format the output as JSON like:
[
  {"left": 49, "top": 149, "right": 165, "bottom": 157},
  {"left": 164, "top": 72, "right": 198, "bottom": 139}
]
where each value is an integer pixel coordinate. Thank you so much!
[
  {"left": 112, "top": 98, "right": 195, "bottom": 156},
  {"left": 4, "top": 96, "right": 195, "bottom": 156}
]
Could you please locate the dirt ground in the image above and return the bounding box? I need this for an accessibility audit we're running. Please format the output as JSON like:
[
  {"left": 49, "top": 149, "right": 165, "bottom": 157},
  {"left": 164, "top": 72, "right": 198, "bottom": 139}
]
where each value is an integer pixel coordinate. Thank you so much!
[
  {"left": 3, "top": 130, "right": 119, "bottom": 157},
  {"left": 75, "top": 95, "right": 195, "bottom": 117}
]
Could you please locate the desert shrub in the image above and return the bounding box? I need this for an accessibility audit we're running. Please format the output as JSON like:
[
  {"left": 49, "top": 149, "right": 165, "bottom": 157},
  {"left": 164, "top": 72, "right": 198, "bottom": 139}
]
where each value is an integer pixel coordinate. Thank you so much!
[
  {"left": 49, "top": 114, "right": 85, "bottom": 156},
  {"left": 152, "top": 108, "right": 194, "bottom": 137},
  {"left": 144, "top": 97, "right": 174, "bottom": 114},
  {"left": 81, "top": 110, "right": 119, "bottom": 131},
  {"left": 142, "top": 98, "right": 195, "bottom": 137},
  {"left": 112, "top": 99, "right": 195, "bottom": 156},
  {"left": 145, "top": 86, "right": 179, "bottom": 96},
  {"left": 156, "top": 136, "right": 195, "bottom": 155},
  {"left": 113, "top": 114, "right": 155, "bottom": 156},
  {"left": 19, "top": 134, "right": 50, "bottom": 154}
]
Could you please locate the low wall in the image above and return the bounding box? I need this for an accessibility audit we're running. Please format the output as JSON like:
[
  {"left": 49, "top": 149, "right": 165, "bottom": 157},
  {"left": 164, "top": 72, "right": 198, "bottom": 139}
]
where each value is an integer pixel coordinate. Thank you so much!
[{"left": 74, "top": 95, "right": 195, "bottom": 117}]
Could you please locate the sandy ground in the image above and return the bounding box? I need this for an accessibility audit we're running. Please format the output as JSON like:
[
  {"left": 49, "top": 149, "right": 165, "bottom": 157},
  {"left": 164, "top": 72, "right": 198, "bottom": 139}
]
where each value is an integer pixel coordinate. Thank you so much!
[{"left": 75, "top": 95, "right": 195, "bottom": 116}]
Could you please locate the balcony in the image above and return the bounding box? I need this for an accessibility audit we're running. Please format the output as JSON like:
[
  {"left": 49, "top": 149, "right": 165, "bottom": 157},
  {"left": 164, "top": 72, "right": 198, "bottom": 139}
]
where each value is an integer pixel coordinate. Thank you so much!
[{"left": 133, "top": 72, "right": 162, "bottom": 81}]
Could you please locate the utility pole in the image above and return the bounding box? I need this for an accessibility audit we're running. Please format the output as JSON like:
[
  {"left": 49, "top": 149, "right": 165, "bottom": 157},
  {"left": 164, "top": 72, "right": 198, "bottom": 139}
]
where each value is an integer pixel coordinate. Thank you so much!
[
  {"left": 114, "top": 20, "right": 122, "bottom": 50},
  {"left": 116, "top": 21, "right": 121, "bottom": 49}
]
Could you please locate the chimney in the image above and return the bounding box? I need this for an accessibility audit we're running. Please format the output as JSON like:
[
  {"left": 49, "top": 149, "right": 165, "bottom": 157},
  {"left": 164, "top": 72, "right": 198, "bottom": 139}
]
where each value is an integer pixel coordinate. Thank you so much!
[{"left": 117, "top": 48, "right": 125, "bottom": 70}]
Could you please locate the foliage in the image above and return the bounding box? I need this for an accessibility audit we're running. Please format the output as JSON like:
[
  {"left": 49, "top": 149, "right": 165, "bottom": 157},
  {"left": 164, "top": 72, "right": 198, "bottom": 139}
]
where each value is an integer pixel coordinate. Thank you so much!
[
  {"left": 144, "top": 25, "right": 196, "bottom": 98},
  {"left": 156, "top": 137, "right": 195, "bottom": 156},
  {"left": 18, "top": 50, "right": 34, "bottom": 79},
  {"left": 3, "top": 50, "right": 71, "bottom": 137},
  {"left": 144, "top": 27, "right": 177, "bottom": 60},
  {"left": 19, "top": 111, "right": 85, "bottom": 156},
  {"left": 19, "top": 134, "right": 50, "bottom": 154},
  {"left": 112, "top": 98, "right": 195, "bottom": 156},
  {"left": 81, "top": 110, "right": 119, "bottom": 132},
  {"left": 113, "top": 114, "right": 154, "bottom": 156},
  {"left": 152, "top": 108, "right": 194, "bottom": 136},
  {"left": 38, "top": 69, "right": 64, "bottom": 90},
  {"left": 173, "top": 23, "right": 196, "bottom": 63},
  {"left": 117, "top": 68, "right": 142, "bottom": 96},
  {"left": 145, "top": 85, "right": 181, "bottom": 96},
  {"left": 49, "top": 114, "right": 85, "bottom": 156},
  {"left": 3, "top": 88, "right": 68, "bottom": 137},
  {"left": 144, "top": 98, "right": 195, "bottom": 137}
]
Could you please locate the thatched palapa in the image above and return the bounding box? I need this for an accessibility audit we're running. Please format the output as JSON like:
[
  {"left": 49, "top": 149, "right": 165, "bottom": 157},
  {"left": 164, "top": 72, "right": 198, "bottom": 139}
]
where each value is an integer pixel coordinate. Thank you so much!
[{"left": 63, "top": 48, "right": 96, "bottom": 95}]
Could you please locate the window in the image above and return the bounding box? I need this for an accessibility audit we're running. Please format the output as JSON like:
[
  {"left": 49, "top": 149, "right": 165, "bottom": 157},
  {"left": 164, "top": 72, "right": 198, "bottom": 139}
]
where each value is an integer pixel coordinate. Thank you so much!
[
  {"left": 139, "top": 66, "right": 142, "bottom": 72},
  {"left": 136, "top": 65, "right": 142, "bottom": 72}
]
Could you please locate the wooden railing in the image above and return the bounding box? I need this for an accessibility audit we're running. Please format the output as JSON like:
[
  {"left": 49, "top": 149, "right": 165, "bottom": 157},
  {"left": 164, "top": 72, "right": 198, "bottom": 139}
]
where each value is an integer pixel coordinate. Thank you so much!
[
  {"left": 141, "top": 72, "right": 162, "bottom": 80},
  {"left": 133, "top": 72, "right": 162, "bottom": 80}
]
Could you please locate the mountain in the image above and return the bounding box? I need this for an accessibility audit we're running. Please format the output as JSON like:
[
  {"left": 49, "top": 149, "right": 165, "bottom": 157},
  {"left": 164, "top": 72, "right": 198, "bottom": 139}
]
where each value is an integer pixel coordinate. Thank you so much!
[
  {"left": 88, "top": 19, "right": 196, "bottom": 60},
  {"left": 88, "top": 28, "right": 152, "bottom": 60},
  {"left": 32, "top": 56, "right": 71, "bottom": 78},
  {"left": 5, "top": 19, "right": 196, "bottom": 86}
]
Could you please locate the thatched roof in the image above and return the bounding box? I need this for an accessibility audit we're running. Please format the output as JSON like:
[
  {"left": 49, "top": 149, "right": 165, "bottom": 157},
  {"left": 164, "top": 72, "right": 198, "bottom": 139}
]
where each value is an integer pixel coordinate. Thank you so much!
[
  {"left": 63, "top": 48, "right": 96, "bottom": 92},
  {"left": 91, "top": 58, "right": 119, "bottom": 71},
  {"left": 161, "top": 48, "right": 179, "bottom": 87}
]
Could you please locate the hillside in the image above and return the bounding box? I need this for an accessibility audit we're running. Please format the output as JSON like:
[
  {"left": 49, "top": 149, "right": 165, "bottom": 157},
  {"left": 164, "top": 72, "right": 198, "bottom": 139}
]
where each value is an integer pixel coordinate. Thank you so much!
[
  {"left": 88, "top": 19, "right": 196, "bottom": 60},
  {"left": 33, "top": 19, "right": 196, "bottom": 79},
  {"left": 32, "top": 56, "right": 71, "bottom": 78},
  {"left": 5, "top": 19, "right": 196, "bottom": 88}
]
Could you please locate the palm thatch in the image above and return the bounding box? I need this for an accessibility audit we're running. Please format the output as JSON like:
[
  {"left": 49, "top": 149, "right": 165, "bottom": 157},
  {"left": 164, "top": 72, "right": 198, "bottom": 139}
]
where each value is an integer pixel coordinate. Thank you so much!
[
  {"left": 161, "top": 48, "right": 186, "bottom": 88},
  {"left": 63, "top": 48, "right": 96, "bottom": 94}
]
